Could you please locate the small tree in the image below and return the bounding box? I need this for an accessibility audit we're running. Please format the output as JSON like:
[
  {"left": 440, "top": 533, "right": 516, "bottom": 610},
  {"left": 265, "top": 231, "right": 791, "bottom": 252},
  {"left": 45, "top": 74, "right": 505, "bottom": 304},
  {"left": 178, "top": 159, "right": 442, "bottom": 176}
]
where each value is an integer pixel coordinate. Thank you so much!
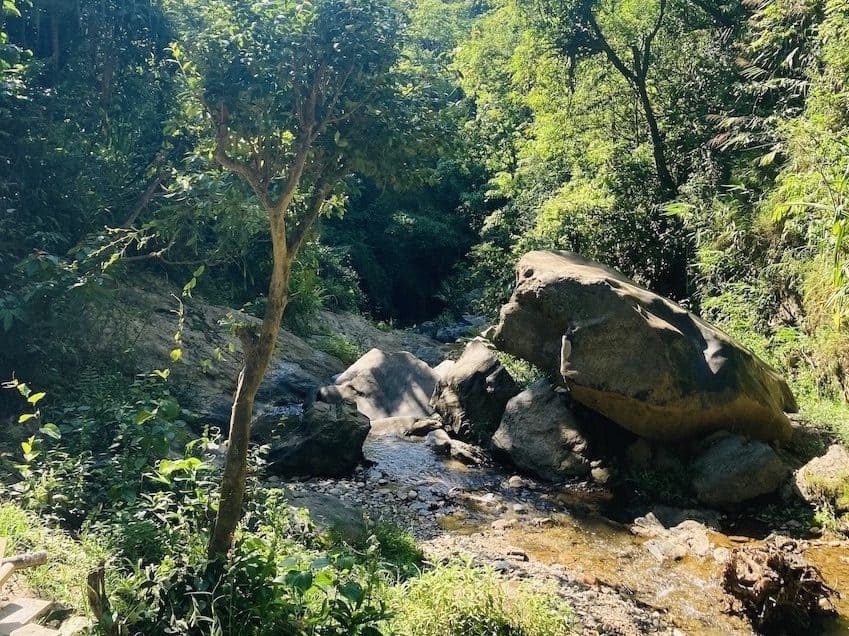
[{"left": 167, "top": 0, "right": 404, "bottom": 557}]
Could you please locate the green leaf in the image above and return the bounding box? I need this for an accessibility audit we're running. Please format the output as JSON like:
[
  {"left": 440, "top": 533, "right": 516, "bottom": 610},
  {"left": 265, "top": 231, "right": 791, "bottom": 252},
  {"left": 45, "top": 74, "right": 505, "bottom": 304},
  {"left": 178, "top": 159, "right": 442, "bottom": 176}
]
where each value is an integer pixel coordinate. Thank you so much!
[
  {"left": 158, "top": 398, "right": 180, "bottom": 421},
  {"left": 135, "top": 410, "right": 155, "bottom": 425},
  {"left": 170, "top": 348, "right": 183, "bottom": 362},
  {"left": 152, "top": 369, "right": 171, "bottom": 380},
  {"left": 39, "top": 423, "right": 61, "bottom": 440},
  {"left": 3, "top": 0, "right": 21, "bottom": 18},
  {"left": 27, "top": 392, "right": 46, "bottom": 405},
  {"left": 18, "top": 413, "right": 36, "bottom": 423},
  {"left": 338, "top": 581, "right": 363, "bottom": 604},
  {"left": 286, "top": 570, "right": 313, "bottom": 593}
]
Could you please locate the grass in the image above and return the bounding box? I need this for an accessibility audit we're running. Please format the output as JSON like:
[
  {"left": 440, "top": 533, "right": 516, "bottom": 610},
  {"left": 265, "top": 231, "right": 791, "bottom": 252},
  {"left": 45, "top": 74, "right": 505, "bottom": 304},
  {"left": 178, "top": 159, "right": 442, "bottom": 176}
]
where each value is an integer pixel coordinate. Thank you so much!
[
  {"left": 0, "top": 502, "right": 111, "bottom": 613},
  {"left": 387, "top": 562, "right": 575, "bottom": 636},
  {"left": 798, "top": 395, "right": 849, "bottom": 445},
  {"left": 313, "top": 333, "right": 365, "bottom": 365}
]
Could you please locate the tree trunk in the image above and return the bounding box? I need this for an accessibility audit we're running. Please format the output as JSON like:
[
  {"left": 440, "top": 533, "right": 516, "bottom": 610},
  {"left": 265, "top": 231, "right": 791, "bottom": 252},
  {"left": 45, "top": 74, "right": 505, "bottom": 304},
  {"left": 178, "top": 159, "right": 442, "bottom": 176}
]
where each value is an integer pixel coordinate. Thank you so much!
[
  {"left": 208, "top": 212, "right": 292, "bottom": 558},
  {"left": 635, "top": 78, "right": 676, "bottom": 197}
]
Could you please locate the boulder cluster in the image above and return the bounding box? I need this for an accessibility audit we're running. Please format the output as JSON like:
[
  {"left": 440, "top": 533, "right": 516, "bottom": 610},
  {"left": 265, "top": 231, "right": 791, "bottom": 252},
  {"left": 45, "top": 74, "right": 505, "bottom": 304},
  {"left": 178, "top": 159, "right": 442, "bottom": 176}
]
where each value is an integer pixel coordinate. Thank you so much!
[{"left": 264, "top": 250, "right": 843, "bottom": 510}]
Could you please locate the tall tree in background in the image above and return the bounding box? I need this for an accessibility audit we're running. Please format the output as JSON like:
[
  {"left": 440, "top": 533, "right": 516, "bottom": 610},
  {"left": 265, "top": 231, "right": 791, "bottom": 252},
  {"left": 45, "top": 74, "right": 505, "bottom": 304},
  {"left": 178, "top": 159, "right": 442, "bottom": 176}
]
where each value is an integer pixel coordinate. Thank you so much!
[
  {"left": 529, "top": 0, "right": 678, "bottom": 195},
  {"left": 168, "top": 0, "right": 405, "bottom": 557}
]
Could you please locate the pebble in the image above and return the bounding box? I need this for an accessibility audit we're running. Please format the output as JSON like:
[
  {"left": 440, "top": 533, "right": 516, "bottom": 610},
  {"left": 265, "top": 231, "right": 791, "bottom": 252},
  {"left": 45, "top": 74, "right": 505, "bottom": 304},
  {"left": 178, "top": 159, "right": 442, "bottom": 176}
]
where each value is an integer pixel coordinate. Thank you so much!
[
  {"left": 407, "top": 489, "right": 418, "bottom": 500},
  {"left": 491, "top": 518, "right": 517, "bottom": 531},
  {"left": 512, "top": 503, "right": 528, "bottom": 514}
]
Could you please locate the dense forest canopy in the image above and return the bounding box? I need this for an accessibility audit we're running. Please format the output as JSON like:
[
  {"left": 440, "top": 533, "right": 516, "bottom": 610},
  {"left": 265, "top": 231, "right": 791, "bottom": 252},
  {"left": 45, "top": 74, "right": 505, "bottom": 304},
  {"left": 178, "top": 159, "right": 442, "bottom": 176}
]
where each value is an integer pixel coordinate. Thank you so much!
[{"left": 1, "top": 0, "right": 849, "bottom": 633}]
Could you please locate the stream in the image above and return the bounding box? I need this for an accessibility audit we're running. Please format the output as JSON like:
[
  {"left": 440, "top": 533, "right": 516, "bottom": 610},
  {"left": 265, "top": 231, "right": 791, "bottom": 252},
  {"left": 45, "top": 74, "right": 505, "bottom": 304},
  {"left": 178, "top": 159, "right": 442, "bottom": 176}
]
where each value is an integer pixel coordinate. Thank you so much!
[{"left": 353, "top": 420, "right": 849, "bottom": 635}]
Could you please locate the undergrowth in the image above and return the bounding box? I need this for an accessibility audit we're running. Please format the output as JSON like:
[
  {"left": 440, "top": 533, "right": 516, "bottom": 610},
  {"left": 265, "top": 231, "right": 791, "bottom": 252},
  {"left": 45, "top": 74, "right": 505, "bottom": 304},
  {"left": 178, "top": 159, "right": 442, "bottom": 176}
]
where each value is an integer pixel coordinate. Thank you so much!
[{"left": 387, "top": 562, "right": 575, "bottom": 635}]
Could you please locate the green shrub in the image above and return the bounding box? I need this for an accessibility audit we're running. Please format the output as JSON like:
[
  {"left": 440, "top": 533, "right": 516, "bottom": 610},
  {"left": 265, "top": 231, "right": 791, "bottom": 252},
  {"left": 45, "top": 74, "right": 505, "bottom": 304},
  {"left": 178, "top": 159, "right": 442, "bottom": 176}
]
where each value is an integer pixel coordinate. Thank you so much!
[
  {"left": 387, "top": 562, "right": 574, "bottom": 636},
  {"left": 494, "top": 350, "right": 544, "bottom": 390}
]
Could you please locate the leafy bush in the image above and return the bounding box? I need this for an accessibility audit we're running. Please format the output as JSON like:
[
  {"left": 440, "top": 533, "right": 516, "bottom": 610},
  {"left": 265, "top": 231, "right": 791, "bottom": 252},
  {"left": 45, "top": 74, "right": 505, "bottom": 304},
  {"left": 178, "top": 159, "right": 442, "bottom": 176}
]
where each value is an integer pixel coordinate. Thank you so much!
[{"left": 387, "top": 562, "right": 574, "bottom": 636}]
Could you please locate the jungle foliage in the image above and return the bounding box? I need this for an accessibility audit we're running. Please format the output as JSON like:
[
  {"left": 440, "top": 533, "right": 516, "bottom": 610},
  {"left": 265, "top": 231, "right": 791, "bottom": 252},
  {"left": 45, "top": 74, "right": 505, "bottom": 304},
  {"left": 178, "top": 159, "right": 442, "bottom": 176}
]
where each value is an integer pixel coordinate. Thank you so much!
[{"left": 2, "top": 0, "right": 849, "bottom": 632}]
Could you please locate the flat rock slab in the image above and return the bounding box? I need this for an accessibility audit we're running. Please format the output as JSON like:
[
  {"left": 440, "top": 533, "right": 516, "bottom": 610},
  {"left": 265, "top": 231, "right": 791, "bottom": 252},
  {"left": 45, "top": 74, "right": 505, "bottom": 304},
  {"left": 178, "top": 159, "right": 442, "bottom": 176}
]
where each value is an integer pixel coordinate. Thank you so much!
[{"left": 0, "top": 599, "right": 53, "bottom": 636}]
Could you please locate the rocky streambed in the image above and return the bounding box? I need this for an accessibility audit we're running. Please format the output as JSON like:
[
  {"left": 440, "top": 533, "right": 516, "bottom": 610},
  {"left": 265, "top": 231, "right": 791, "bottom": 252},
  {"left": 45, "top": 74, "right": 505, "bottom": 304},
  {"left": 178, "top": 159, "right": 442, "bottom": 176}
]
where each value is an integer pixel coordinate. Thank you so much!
[{"left": 268, "top": 419, "right": 849, "bottom": 636}]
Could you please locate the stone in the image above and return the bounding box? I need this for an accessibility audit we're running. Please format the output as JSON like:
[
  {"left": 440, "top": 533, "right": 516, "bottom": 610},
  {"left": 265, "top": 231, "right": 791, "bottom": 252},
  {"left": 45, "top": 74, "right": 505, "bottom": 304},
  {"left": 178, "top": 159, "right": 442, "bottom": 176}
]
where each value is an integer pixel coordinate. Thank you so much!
[
  {"left": 490, "top": 251, "right": 797, "bottom": 442},
  {"left": 250, "top": 404, "right": 303, "bottom": 443},
  {"left": 328, "top": 348, "right": 439, "bottom": 420},
  {"left": 404, "top": 415, "right": 443, "bottom": 437},
  {"left": 424, "top": 428, "right": 484, "bottom": 465},
  {"left": 492, "top": 379, "right": 592, "bottom": 480},
  {"left": 430, "top": 338, "right": 520, "bottom": 441},
  {"left": 507, "top": 475, "right": 525, "bottom": 489},
  {"left": 267, "top": 399, "right": 371, "bottom": 478},
  {"left": 425, "top": 429, "right": 452, "bottom": 454},
  {"left": 633, "top": 513, "right": 713, "bottom": 562},
  {"left": 795, "top": 444, "right": 849, "bottom": 513},
  {"left": 432, "top": 359, "right": 456, "bottom": 379},
  {"left": 690, "top": 433, "right": 789, "bottom": 506}
]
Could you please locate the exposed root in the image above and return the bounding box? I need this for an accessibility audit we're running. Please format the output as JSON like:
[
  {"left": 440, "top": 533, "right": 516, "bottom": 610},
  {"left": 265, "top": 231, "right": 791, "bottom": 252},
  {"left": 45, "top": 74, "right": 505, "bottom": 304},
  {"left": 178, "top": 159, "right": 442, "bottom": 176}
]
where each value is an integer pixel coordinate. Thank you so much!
[{"left": 723, "top": 537, "right": 838, "bottom": 634}]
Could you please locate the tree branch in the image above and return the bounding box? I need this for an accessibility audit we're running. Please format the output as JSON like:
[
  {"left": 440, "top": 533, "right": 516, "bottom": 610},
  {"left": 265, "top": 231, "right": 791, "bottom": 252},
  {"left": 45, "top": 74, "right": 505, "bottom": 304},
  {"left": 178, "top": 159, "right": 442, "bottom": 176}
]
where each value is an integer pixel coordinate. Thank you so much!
[
  {"left": 641, "top": 0, "right": 666, "bottom": 80},
  {"left": 287, "top": 178, "right": 334, "bottom": 256},
  {"left": 204, "top": 99, "right": 274, "bottom": 211},
  {"left": 587, "top": 15, "right": 637, "bottom": 85}
]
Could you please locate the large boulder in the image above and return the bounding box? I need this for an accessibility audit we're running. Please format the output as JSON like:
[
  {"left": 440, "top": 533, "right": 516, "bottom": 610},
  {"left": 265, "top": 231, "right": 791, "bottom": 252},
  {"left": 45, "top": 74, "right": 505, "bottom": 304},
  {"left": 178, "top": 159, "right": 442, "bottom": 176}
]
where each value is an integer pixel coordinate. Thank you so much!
[
  {"left": 430, "top": 339, "right": 520, "bottom": 441},
  {"left": 490, "top": 251, "right": 797, "bottom": 442},
  {"left": 267, "top": 400, "right": 370, "bottom": 477},
  {"left": 795, "top": 444, "right": 849, "bottom": 513},
  {"left": 491, "top": 379, "right": 592, "bottom": 480},
  {"left": 690, "top": 433, "right": 789, "bottom": 506},
  {"left": 327, "top": 348, "right": 438, "bottom": 420}
]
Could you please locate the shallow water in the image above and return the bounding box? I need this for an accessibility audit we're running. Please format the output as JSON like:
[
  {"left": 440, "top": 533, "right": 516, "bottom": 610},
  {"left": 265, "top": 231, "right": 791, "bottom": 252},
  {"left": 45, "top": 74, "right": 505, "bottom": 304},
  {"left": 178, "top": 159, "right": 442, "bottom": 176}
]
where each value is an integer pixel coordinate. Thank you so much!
[
  {"left": 359, "top": 419, "right": 849, "bottom": 634},
  {"left": 362, "top": 419, "right": 501, "bottom": 491}
]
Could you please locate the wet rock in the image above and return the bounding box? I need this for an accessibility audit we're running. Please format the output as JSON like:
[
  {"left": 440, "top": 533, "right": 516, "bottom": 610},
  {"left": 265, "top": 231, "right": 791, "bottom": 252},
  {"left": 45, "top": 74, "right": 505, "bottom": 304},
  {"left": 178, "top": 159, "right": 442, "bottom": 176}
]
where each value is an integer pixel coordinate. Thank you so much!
[
  {"left": 431, "top": 338, "right": 520, "bottom": 442},
  {"left": 267, "top": 400, "right": 370, "bottom": 478},
  {"left": 404, "top": 415, "right": 443, "bottom": 437},
  {"left": 328, "top": 348, "right": 438, "bottom": 420},
  {"left": 490, "top": 251, "right": 797, "bottom": 442},
  {"left": 425, "top": 429, "right": 452, "bottom": 453},
  {"left": 691, "top": 433, "right": 789, "bottom": 506},
  {"left": 632, "top": 513, "right": 712, "bottom": 562},
  {"left": 795, "top": 444, "right": 849, "bottom": 513},
  {"left": 492, "top": 379, "right": 592, "bottom": 480},
  {"left": 424, "top": 429, "right": 485, "bottom": 465}
]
